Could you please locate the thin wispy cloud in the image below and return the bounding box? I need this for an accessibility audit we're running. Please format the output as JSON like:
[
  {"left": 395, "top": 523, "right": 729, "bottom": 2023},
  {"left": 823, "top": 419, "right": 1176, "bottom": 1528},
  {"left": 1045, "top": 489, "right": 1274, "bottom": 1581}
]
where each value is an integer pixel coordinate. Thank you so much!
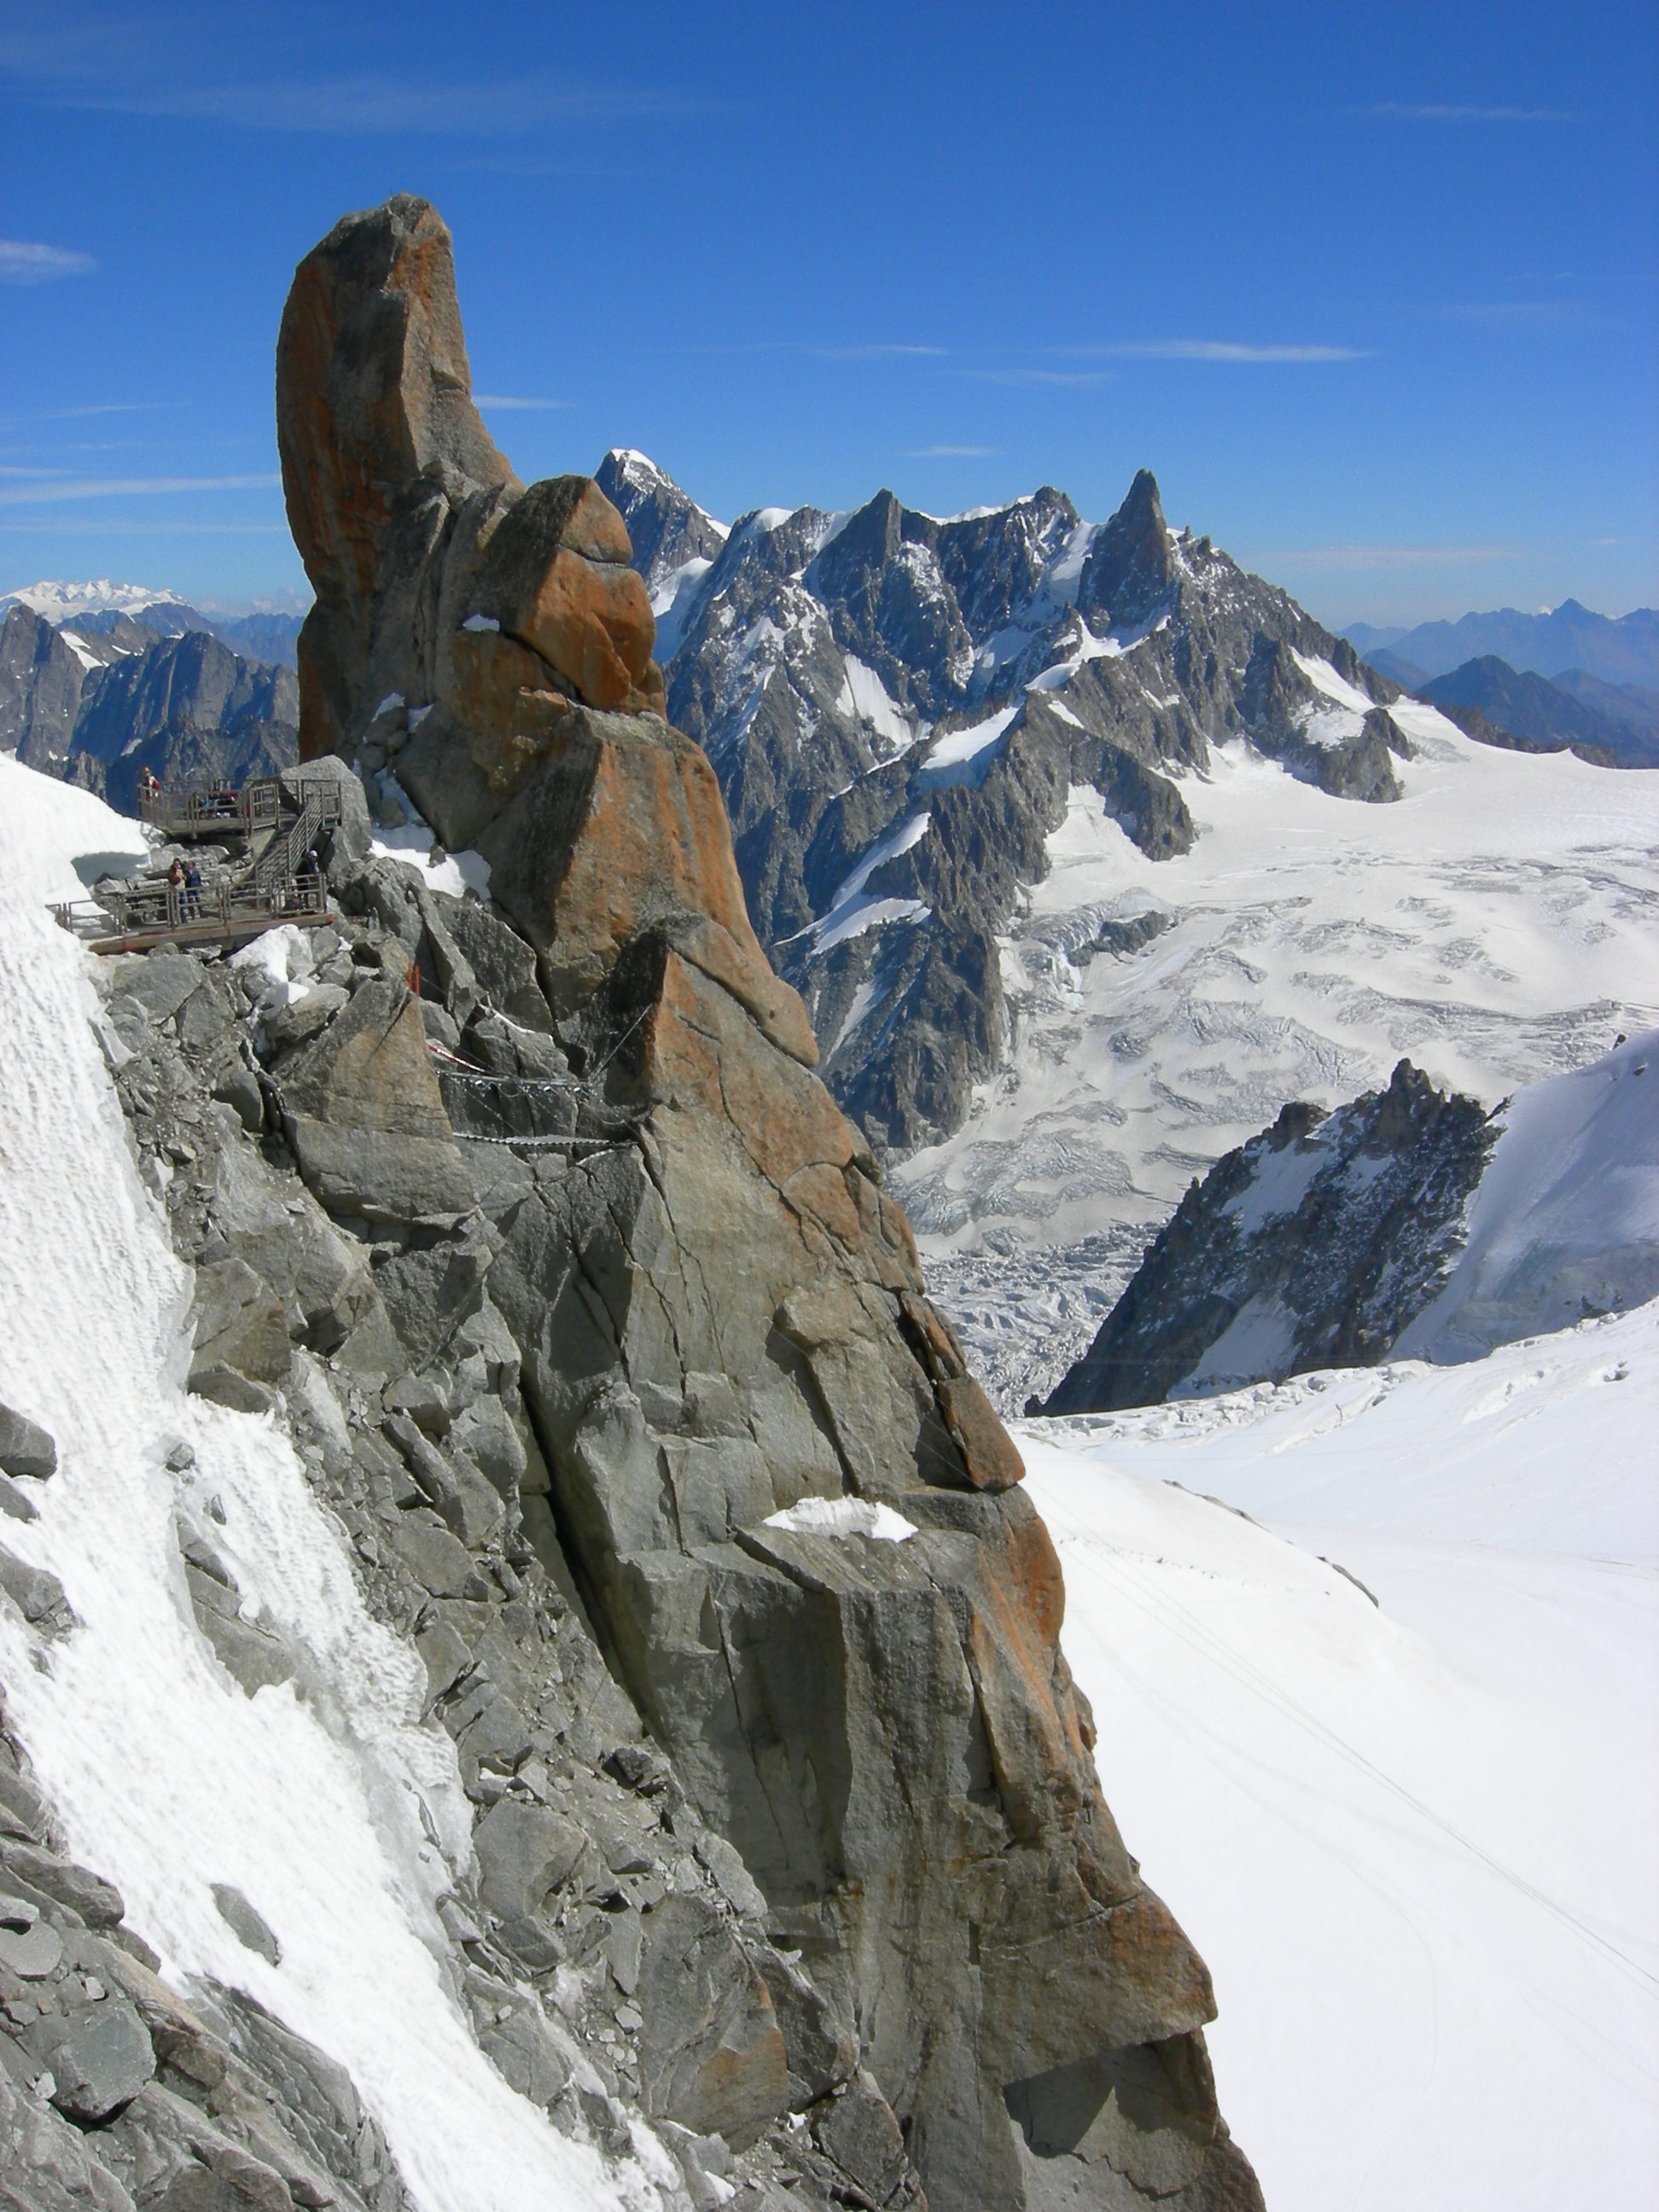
[
  {"left": 0, "top": 402, "right": 183, "bottom": 428},
  {"left": 962, "top": 370, "right": 1109, "bottom": 388},
  {"left": 473, "top": 395, "right": 574, "bottom": 411},
  {"left": 33, "top": 71, "right": 698, "bottom": 137},
  {"left": 694, "top": 341, "right": 946, "bottom": 362},
  {"left": 810, "top": 343, "right": 945, "bottom": 362},
  {"left": 1248, "top": 543, "right": 1526, "bottom": 572},
  {"left": 1372, "top": 102, "right": 1581, "bottom": 123},
  {"left": 0, "top": 520, "right": 292, "bottom": 537},
  {"left": 902, "top": 445, "right": 998, "bottom": 458},
  {"left": 1074, "top": 341, "right": 1369, "bottom": 363},
  {"left": 0, "top": 241, "right": 96, "bottom": 283},
  {"left": 0, "top": 472, "right": 282, "bottom": 508}
]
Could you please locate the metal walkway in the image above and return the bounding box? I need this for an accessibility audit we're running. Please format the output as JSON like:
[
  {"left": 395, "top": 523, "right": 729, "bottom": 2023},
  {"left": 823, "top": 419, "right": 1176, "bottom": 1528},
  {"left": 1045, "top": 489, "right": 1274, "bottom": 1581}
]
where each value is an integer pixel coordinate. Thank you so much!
[
  {"left": 54, "top": 872, "right": 334, "bottom": 957},
  {"left": 57, "top": 771, "right": 346, "bottom": 956}
]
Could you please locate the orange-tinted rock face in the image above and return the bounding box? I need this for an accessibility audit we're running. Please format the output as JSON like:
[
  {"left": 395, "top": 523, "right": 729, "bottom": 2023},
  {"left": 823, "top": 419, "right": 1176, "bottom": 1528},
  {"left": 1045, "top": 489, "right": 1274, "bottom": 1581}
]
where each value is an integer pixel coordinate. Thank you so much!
[
  {"left": 515, "top": 546, "right": 656, "bottom": 710},
  {"left": 275, "top": 197, "right": 1261, "bottom": 2212},
  {"left": 276, "top": 197, "right": 667, "bottom": 766}
]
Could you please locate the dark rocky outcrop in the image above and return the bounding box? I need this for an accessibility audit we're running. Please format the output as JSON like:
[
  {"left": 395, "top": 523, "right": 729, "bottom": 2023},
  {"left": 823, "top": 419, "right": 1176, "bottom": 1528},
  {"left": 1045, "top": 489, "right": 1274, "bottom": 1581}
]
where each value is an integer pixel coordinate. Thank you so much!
[
  {"left": 594, "top": 450, "right": 729, "bottom": 600},
  {"left": 1043, "top": 1061, "right": 1496, "bottom": 1413},
  {"left": 0, "top": 1405, "right": 56, "bottom": 1483}
]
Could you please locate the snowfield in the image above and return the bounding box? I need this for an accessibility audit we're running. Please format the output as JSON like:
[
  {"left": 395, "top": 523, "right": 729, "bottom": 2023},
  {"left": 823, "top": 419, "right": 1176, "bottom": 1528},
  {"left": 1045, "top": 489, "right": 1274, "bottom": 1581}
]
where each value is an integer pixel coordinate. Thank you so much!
[
  {"left": 1021, "top": 1299, "right": 1659, "bottom": 2212},
  {"left": 1398, "top": 1027, "right": 1659, "bottom": 1363},
  {"left": 0, "top": 757, "right": 676, "bottom": 2212},
  {"left": 903, "top": 707, "right": 1659, "bottom": 1406}
]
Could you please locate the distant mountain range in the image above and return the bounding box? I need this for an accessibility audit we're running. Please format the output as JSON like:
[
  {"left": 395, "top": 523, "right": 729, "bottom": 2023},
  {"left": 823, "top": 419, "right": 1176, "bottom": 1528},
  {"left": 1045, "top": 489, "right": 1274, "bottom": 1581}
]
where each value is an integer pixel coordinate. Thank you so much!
[
  {"left": 0, "top": 580, "right": 305, "bottom": 669},
  {"left": 0, "top": 600, "right": 298, "bottom": 809},
  {"left": 1411, "top": 655, "right": 1659, "bottom": 770},
  {"left": 1344, "top": 599, "right": 1659, "bottom": 690}
]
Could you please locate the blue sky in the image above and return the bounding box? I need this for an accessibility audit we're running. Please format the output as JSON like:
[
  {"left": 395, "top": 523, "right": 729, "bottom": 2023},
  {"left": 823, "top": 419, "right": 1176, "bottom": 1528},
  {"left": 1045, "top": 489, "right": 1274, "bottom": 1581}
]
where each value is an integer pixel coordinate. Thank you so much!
[{"left": 1, "top": 0, "right": 1654, "bottom": 626}]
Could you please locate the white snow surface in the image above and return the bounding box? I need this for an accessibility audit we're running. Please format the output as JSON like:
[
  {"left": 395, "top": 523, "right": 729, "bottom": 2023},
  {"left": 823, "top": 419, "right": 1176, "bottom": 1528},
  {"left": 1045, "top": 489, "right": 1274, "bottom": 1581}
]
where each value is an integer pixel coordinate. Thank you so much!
[
  {"left": 909, "top": 712, "right": 1659, "bottom": 1406},
  {"left": 59, "top": 630, "right": 104, "bottom": 673},
  {"left": 1397, "top": 1027, "right": 1659, "bottom": 1362},
  {"left": 792, "top": 808, "right": 933, "bottom": 953},
  {"left": 918, "top": 704, "right": 1020, "bottom": 787},
  {"left": 840, "top": 653, "right": 916, "bottom": 754},
  {"left": 1020, "top": 1298, "right": 1659, "bottom": 2212},
  {"left": 1, "top": 579, "right": 184, "bottom": 619},
  {"left": 370, "top": 773, "right": 492, "bottom": 900},
  {"left": 0, "top": 755, "right": 673, "bottom": 2211},
  {"left": 649, "top": 556, "right": 715, "bottom": 662},
  {"left": 763, "top": 1498, "right": 917, "bottom": 1543}
]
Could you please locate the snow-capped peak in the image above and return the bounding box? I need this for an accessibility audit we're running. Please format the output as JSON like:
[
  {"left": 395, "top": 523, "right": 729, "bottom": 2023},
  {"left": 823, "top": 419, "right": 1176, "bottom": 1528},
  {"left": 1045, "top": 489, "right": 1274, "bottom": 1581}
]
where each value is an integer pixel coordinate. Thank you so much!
[{"left": 0, "top": 579, "right": 186, "bottom": 620}]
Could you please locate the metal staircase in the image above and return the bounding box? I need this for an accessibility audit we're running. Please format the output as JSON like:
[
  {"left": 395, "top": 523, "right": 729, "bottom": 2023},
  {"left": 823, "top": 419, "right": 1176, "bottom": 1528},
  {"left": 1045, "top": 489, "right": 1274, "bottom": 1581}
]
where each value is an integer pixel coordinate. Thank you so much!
[{"left": 253, "top": 786, "right": 331, "bottom": 893}]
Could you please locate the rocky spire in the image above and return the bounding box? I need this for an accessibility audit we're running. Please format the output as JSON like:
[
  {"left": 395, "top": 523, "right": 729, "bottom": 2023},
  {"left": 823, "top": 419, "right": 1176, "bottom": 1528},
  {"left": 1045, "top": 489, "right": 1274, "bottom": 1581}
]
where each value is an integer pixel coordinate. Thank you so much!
[
  {"left": 274, "top": 197, "right": 1263, "bottom": 2212},
  {"left": 1077, "top": 466, "right": 1175, "bottom": 628}
]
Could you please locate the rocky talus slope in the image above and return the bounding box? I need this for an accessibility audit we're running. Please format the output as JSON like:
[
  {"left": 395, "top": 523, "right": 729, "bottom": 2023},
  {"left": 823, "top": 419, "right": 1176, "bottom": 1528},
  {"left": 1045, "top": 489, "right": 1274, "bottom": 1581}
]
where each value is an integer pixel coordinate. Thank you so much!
[
  {"left": 597, "top": 452, "right": 1410, "bottom": 1155},
  {"left": 0, "top": 195, "right": 1263, "bottom": 2210},
  {"left": 1044, "top": 1062, "right": 1495, "bottom": 1414},
  {"left": 0, "top": 1656, "right": 416, "bottom": 2212}
]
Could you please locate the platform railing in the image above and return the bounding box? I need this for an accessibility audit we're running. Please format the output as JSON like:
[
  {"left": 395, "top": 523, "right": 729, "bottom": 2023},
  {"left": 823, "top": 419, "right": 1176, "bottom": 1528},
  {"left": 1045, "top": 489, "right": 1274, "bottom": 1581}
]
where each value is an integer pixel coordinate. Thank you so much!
[
  {"left": 135, "top": 774, "right": 289, "bottom": 841},
  {"left": 52, "top": 870, "right": 330, "bottom": 952}
]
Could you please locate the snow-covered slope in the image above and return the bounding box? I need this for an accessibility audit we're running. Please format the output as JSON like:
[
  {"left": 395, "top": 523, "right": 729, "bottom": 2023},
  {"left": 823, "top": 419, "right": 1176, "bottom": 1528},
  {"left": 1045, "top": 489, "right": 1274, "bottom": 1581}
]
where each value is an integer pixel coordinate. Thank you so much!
[
  {"left": 0, "top": 757, "right": 673, "bottom": 2209},
  {"left": 1397, "top": 1028, "right": 1659, "bottom": 1362},
  {"left": 1020, "top": 1301, "right": 1659, "bottom": 2212},
  {"left": 900, "top": 703, "right": 1659, "bottom": 1405},
  {"left": 1046, "top": 1028, "right": 1659, "bottom": 1412}
]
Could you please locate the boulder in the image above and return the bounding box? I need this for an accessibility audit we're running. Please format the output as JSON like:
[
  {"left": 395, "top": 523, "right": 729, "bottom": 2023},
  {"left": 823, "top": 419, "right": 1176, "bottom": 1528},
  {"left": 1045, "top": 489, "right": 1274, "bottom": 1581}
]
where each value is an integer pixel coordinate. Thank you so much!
[
  {"left": 112, "top": 951, "right": 203, "bottom": 1025},
  {"left": 280, "top": 754, "right": 373, "bottom": 866},
  {"left": 443, "top": 897, "right": 557, "bottom": 1033},
  {"left": 180, "top": 1535, "right": 295, "bottom": 1697},
  {"left": 635, "top": 1896, "right": 789, "bottom": 2149},
  {"left": 46, "top": 2000, "right": 156, "bottom": 2124},
  {"left": 276, "top": 972, "right": 473, "bottom": 1221},
  {"left": 188, "top": 1257, "right": 292, "bottom": 1388},
  {"left": 471, "top": 1799, "right": 585, "bottom": 1922},
  {"left": 0, "top": 1545, "right": 71, "bottom": 1628},
  {"left": 263, "top": 982, "right": 349, "bottom": 1051},
  {"left": 468, "top": 474, "right": 657, "bottom": 713},
  {"left": 0, "top": 1401, "right": 56, "bottom": 1481},
  {"left": 211, "top": 1883, "right": 282, "bottom": 1967},
  {"left": 0, "top": 1474, "right": 38, "bottom": 1523},
  {"left": 384, "top": 1514, "right": 474, "bottom": 1598},
  {"left": 0, "top": 1841, "right": 125, "bottom": 1927},
  {"left": 186, "top": 1364, "right": 279, "bottom": 1417}
]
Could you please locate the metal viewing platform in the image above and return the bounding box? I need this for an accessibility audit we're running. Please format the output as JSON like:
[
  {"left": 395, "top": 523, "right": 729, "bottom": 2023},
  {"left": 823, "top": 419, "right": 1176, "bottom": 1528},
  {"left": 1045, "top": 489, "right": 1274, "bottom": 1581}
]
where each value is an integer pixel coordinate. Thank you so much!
[{"left": 55, "top": 770, "right": 345, "bottom": 956}]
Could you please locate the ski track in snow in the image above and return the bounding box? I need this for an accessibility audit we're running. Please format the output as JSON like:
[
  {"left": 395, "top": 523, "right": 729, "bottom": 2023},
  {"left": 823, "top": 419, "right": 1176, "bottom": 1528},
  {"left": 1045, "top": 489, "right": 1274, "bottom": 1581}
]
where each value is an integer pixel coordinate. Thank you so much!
[
  {"left": 906, "top": 713, "right": 1659, "bottom": 1406},
  {"left": 0, "top": 757, "right": 672, "bottom": 2212},
  {"left": 1021, "top": 1301, "right": 1659, "bottom": 2212}
]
